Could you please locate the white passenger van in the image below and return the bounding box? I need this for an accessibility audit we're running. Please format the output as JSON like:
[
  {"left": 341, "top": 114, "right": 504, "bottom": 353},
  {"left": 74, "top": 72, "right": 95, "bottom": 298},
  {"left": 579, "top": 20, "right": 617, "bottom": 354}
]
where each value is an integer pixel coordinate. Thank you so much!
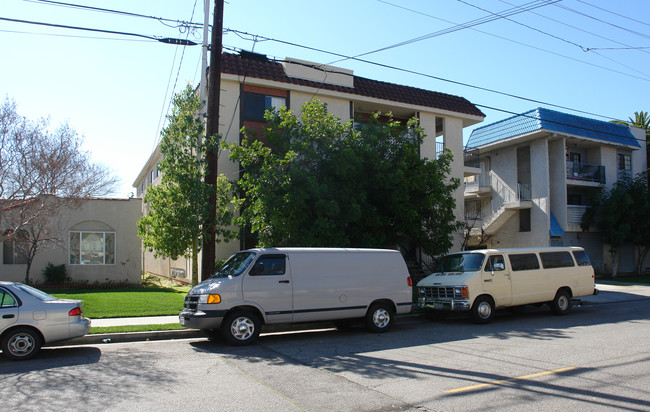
[
  {"left": 417, "top": 247, "right": 597, "bottom": 323},
  {"left": 179, "top": 248, "right": 413, "bottom": 345}
]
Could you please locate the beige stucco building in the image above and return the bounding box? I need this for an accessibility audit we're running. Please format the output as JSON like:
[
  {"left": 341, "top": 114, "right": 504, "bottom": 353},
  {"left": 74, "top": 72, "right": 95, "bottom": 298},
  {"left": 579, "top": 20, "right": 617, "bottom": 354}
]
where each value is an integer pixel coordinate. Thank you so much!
[
  {"left": 463, "top": 108, "right": 647, "bottom": 274},
  {"left": 1, "top": 198, "right": 142, "bottom": 284},
  {"left": 134, "top": 50, "right": 485, "bottom": 282}
]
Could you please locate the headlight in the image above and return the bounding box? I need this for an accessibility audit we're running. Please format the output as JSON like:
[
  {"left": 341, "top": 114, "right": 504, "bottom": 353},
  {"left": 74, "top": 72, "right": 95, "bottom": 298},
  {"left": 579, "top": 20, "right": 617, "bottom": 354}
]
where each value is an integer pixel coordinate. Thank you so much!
[
  {"left": 199, "top": 294, "right": 221, "bottom": 304},
  {"left": 419, "top": 288, "right": 425, "bottom": 295}
]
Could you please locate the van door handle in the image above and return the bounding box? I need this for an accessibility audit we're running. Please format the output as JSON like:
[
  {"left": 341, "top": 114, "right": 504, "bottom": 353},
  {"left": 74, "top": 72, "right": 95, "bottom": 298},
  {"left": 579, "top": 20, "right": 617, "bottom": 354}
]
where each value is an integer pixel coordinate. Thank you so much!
[
  {"left": 2, "top": 314, "right": 15, "bottom": 319},
  {"left": 278, "top": 280, "right": 290, "bottom": 284}
]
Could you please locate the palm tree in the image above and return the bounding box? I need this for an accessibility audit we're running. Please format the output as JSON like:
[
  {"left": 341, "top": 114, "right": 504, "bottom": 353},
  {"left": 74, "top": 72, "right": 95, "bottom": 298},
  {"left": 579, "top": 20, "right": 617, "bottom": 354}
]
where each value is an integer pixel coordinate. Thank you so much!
[{"left": 613, "top": 110, "right": 650, "bottom": 137}]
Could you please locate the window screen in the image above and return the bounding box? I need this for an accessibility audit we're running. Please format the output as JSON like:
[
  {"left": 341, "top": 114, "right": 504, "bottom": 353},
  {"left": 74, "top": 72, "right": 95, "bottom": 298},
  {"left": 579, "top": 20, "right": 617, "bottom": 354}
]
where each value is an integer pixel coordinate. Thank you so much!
[
  {"left": 540, "top": 251, "right": 575, "bottom": 269},
  {"left": 508, "top": 253, "right": 540, "bottom": 271}
]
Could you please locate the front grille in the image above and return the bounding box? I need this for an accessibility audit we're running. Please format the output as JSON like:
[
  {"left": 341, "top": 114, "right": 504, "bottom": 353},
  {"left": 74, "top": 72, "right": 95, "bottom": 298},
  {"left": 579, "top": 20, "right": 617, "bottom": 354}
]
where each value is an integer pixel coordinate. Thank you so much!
[
  {"left": 184, "top": 295, "right": 199, "bottom": 311},
  {"left": 419, "top": 286, "right": 462, "bottom": 299}
]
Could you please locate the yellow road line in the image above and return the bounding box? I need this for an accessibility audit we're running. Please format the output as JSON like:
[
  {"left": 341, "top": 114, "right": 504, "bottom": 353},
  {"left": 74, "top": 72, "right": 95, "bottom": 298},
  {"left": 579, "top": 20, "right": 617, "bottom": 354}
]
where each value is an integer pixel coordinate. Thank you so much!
[{"left": 445, "top": 366, "right": 579, "bottom": 394}]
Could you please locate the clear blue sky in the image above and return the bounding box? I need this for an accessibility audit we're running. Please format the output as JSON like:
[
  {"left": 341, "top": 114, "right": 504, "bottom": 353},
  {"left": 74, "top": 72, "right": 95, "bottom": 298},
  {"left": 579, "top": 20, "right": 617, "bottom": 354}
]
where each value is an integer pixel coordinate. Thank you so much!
[{"left": 2, "top": 0, "right": 648, "bottom": 197}]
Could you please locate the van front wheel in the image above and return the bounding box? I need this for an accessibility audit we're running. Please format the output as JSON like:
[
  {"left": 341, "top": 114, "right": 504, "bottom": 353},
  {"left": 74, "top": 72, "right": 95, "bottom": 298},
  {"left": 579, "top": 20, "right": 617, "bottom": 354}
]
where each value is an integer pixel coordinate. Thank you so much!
[
  {"left": 222, "top": 310, "right": 261, "bottom": 345},
  {"left": 551, "top": 290, "right": 571, "bottom": 315},
  {"left": 471, "top": 296, "right": 494, "bottom": 324},
  {"left": 365, "top": 303, "right": 394, "bottom": 333}
]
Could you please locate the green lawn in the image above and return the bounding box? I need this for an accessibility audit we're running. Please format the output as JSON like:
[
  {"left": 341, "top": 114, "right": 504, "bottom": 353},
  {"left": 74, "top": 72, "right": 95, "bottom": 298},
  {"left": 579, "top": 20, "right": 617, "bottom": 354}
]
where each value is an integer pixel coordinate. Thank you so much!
[
  {"left": 52, "top": 286, "right": 190, "bottom": 319},
  {"left": 89, "top": 323, "right": 185, "bottom": 334}
]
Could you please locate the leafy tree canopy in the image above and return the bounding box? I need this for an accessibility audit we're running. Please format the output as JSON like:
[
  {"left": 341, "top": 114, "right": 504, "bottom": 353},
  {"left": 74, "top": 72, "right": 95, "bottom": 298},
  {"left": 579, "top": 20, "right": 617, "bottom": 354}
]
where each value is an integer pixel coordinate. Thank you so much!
[
  {"left": 226, "top": 100, "right": 463, "bottom": 257},
  {"left": 582, "top": 172, "right": 650, "bottom": 275},
  {"left": 137, "top": 85, "right": 236, "bottom": 284}
]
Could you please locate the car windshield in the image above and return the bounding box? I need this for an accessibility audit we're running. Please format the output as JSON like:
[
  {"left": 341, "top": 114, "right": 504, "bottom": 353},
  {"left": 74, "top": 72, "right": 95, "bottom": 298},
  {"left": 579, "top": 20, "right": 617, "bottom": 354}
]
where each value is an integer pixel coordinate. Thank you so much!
[
  {"left": 16, "top": 284, "right": 57, "bottom": 301},
  {"left": 436, "top": 253, "right": 485, "bottom": 273},
  {"left": 212, "top": 252, "right": 255, "bottom": 278}
]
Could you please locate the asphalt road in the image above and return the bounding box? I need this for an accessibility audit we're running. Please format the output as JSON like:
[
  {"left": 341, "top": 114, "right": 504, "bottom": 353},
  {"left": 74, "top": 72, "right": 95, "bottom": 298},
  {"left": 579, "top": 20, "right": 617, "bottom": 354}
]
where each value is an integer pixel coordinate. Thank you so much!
[{"left": 2, "top": 292, "right": 649, "bottom": 412}]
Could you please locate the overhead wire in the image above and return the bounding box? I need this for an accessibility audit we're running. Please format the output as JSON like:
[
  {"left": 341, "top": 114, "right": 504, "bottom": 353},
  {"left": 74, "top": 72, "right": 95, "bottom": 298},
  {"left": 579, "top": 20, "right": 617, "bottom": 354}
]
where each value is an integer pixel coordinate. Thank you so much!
[
  {"left": 375, "top": 1, "right": 650, "bottom": 83},
  {"left": 458, "top": 0, "right": 650, "bottom": 79},
  {"left": 329, "top": 0, "right": 561, "bottom": 65},
  {"left": 224, "top": 29, "right": 625, "bottom": 121},
  {"left": 153, "top": 0, "right": 200, "bottom": 149},
  {"left": 25, "top": 0, "right": 203, "bottom": 30}
]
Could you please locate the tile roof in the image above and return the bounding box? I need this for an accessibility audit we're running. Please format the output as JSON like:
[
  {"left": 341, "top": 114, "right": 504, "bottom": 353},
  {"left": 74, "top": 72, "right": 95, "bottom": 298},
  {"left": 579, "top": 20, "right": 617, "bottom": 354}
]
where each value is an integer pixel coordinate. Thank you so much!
[
  {"left": 467, "top": 107, "right": 640, "bottom": 148},
  {"left": 220, "top": 52, "right": 485, "bottom": 118}
]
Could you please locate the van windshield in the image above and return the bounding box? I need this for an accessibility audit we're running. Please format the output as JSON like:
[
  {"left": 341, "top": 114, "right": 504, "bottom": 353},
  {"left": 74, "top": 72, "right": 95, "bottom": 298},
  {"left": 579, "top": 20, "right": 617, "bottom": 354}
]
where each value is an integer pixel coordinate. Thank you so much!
[
  {"left": 437, "top": 253, "right": 485, "bottom": 273},
  {"left": 212, "top": 252, "right": 255, "bottom": 278}
]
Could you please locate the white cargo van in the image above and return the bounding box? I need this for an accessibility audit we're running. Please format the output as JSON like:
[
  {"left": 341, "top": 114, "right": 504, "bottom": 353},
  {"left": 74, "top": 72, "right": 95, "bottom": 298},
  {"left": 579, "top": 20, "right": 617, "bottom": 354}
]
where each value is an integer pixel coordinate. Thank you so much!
[
  {"left": 417, "top": 247, "right": 597, "bottom": 323},
  {"left": 179, "top": 248, "right": 413, "bottom": 345}
]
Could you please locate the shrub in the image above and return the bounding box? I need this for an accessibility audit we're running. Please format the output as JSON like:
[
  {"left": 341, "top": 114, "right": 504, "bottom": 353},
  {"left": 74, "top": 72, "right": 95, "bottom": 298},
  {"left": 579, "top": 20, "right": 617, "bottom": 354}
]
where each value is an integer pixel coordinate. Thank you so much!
[{"left": 42, "top": 263, "right": 69, "bottom": 284}]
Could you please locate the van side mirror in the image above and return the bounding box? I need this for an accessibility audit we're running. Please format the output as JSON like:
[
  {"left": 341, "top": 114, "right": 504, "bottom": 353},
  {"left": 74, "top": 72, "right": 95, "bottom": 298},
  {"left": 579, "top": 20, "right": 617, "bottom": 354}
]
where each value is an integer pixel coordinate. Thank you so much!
[
  {"left": 493, "top": 262, "right": 505, "bottom": 271},
  {"left": 250, "top": 262, "right": 265, "bottom": 276}
]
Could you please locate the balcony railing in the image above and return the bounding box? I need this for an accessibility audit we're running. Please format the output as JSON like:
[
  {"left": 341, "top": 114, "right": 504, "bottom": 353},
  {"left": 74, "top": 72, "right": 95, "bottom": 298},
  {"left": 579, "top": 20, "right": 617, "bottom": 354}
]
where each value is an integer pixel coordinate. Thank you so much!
[
  {"left": 465, "top": 199, "right": 482, "bottom": 220},
  {"left": 464, "top": 147, "right": 480, "bottom": 168},
  {"left": 567, "top": 205, "right": 588, "bottom": 225},
  {"left": 464, "top": 173, "right": 492, "bottom": 191},
  {"left": 566, "top": 163, "right": 605, "bottom": 184}
]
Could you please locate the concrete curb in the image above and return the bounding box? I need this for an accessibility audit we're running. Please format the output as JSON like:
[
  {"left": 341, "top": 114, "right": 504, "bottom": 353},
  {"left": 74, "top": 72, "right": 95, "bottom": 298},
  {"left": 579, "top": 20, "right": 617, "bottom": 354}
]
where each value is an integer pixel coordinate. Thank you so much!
[{"left": 51, "top": 329, "right": 205, "bottom": 346}]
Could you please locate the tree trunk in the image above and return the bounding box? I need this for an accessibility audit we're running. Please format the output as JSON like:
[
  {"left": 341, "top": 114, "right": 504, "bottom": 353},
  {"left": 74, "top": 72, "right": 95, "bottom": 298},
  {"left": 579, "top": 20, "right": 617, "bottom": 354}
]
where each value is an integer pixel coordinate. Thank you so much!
[{"left": 192, "top": 237, "right": 199, "bottom": 286}]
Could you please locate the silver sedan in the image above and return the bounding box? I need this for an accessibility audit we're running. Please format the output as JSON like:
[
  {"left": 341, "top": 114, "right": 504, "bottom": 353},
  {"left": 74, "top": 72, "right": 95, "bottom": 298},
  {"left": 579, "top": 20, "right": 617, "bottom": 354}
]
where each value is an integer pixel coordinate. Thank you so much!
[{"left": 0, "top": 281, "right": 91, "bottom": 360}]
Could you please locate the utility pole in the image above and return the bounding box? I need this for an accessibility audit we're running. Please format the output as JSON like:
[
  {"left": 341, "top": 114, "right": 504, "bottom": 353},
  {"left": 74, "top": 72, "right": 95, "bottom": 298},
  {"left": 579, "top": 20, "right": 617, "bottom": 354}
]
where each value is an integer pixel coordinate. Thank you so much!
[{"left": 201, "top": 0, "right": 223, "bottom": 281}]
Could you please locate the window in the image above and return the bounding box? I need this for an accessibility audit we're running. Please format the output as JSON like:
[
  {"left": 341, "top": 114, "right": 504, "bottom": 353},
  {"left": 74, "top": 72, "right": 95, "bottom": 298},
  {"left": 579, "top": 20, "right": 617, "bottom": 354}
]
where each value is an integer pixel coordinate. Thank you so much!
[
  {"left": 436, "top": 253, "right": 485, "bottom": 273},
  {"left": 572, "top": 250, "right": 591, "bottom": 266},
  {"left": 2, "top": 230, "right": 28, "bottom": 265},
  {"left": 250, "top": 254, "right": 286, "bottom": 276},
  {"left": 0, "top": 289, "right": 18, "bottom": 308},
  {"left": 618, "top": 153, "right": 631, "bottom": 172},
  {"left": 508, "top": 253, "right": 540, "bottom": 271},
  {"left": 519, "top": 209, "right": 531, "bottom": 232},
  {"left": 242, "top": 92, "right": 286, "bottom": 122},
  {"left": 484, "top": 255, "right": 505, "bottom": 271},
  {"left": 539, "top": 251, "right": 575, "bottom": 269},
  {"left": 69, "top": 231, "right": 115, "bottom": 265},
  {"left": 150, "top": 169, "right": 155, "bottom": 184}
]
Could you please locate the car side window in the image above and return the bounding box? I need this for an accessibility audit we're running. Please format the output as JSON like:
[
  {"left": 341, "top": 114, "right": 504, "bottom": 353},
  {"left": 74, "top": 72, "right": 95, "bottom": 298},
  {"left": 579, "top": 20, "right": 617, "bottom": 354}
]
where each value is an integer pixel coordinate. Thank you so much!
[
  {"left": 0, "top": 290, "right": 17, "bottom": 308},
  {"left": 250, "top": 254, "right": 286, "bottom": 276},
  {"left": 485, "top": 255, "right": 505, "bottom": 271}
]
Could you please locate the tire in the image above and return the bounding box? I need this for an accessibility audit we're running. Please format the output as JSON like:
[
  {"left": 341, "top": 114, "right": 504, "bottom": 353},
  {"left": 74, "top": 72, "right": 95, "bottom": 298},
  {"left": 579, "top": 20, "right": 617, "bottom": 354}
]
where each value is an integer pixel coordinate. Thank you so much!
[
  {"left": 365, "top": 302, "right": 394, "bottom": 333},
  {"left": 551, "top": 290, "right": 571, "bottom": 315},
  {"left": 1, "top": 327, "right": 43, "bottom": 360},
  {"left": 221, "top": 310, "right": 261, "bottom": 346},
  {"left": 471, "top": 296, "right": 494, "bottom": 324}
]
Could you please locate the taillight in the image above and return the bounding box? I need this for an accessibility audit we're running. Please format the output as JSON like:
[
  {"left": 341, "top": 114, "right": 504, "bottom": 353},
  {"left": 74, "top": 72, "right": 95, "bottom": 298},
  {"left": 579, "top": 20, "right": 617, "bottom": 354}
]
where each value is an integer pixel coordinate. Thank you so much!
[
  {"left": 68, "top": 307, "right": 82, "bottom": 316},
  {"left": 407, "top": 276, "right": 413, "bottom": 287}
]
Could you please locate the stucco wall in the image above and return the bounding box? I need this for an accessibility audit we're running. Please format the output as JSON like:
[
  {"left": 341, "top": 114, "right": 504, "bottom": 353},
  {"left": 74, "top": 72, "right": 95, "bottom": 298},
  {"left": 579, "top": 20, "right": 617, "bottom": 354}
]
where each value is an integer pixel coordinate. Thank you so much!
[{"left": 1, "top": 198, "right": 142, "bottom": 284}]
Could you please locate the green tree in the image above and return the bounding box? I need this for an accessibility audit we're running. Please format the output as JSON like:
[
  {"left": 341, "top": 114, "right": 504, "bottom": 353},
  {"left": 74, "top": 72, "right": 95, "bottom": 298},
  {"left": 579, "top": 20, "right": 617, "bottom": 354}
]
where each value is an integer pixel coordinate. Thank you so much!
[
  {"left": 581, "top": 172, "right": 649, "bottom": 276},
  {"left": 137, "top": 85, "right": 235, "bottom": 285},
  {"left": 226, "top": 100, "right": 462, "bottom": 258}
]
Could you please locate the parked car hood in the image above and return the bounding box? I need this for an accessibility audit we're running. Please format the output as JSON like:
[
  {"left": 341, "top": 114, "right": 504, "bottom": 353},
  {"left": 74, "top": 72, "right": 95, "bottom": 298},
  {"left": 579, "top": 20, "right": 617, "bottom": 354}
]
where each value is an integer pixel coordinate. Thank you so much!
[{"left": 417, "top": 271, "right": 474, "bottom": 287}]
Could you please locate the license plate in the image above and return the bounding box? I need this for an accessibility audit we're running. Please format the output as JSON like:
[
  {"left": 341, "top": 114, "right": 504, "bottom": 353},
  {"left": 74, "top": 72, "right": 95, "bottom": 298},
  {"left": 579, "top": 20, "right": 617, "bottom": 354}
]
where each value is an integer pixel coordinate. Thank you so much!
[{"left": 179, "top": 316, "right": 186, "bottom": 326}]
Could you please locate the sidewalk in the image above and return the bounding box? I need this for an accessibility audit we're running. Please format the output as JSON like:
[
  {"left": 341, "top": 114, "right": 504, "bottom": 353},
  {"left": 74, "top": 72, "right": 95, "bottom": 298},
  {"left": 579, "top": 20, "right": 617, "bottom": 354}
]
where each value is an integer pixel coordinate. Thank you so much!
[{"left": 58, "top": 282, "right": 650, "bottom": 347}]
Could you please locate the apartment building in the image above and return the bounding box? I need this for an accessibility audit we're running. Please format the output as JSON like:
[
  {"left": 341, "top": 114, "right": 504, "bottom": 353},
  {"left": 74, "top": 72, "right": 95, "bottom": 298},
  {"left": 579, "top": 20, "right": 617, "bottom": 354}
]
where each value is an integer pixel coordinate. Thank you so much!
[
  {"left": 133, "top": 50, "right": 485, "bottom": 282},
  {"left": 463, "top": 107, "right": 647, "bottom": 273}
]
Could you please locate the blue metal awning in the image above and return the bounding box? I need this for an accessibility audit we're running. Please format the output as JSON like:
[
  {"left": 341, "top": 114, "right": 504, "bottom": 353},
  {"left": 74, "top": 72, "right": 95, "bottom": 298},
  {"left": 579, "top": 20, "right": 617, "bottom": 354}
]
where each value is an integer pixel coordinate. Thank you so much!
[{"left": 550, "top": 213, "right": 565, "bottom": 237}]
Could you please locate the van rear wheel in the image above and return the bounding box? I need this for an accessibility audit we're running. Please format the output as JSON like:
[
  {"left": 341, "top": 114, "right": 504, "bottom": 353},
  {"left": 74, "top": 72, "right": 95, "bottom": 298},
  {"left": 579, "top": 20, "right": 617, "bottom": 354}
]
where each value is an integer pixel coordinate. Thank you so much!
[
  {"left": 365, "top": 303, "right": 394, "bottom": 333},
  {"left": 551, "top": 290, "right": 571, "bottom": 315},
  {"left": 471, "top": 296, "right": 494, "bottom": 324},
  {"left": 222, "top": 310, "right": 261, "bottom": 345}
]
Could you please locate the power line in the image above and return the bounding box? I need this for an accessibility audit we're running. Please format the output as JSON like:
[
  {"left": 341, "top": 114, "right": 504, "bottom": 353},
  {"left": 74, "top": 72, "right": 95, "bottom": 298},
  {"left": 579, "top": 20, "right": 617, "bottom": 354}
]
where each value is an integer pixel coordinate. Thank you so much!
[
  {"left": 575, "top": 0, "right": 650, "bottom": 29},
  {"left": 461, "top": 0, "right": 649, "bottom": 79},
  {"left": 26, "top": 0, "right": 203, "bottom": 30},
  {"left": 553, "top": 3, "right": 650, "bottom": 41},
  {"left": 496, "top": 0, "right": 650, "bottom": 56},
  {"left": 375, "top": 1, "right": 650, "bottom": 84},
  {"left": 224, "top": 29, "right": 623, "bottom": 121},
  {"left": 329, "top": 0, "right": 561, "bottom": 65},
  {"left": 0, "top": 16, "right": 198, "bottom": 45}
]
